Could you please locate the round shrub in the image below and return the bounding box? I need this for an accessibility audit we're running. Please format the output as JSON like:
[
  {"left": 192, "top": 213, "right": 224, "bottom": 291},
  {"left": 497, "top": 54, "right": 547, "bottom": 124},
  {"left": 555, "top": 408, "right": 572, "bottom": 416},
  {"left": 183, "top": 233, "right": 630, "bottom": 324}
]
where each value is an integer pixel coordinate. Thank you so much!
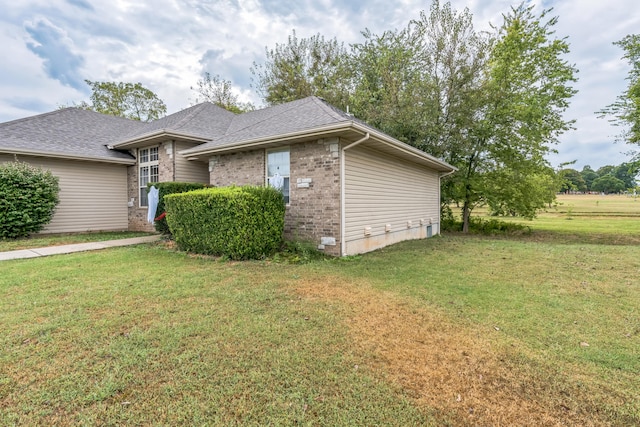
[
  {"left": 165, "top": 185, "right": 285, "bottom": 260},
  {"left": 0, "top": 161, "right": 60, "bottom": 239}
]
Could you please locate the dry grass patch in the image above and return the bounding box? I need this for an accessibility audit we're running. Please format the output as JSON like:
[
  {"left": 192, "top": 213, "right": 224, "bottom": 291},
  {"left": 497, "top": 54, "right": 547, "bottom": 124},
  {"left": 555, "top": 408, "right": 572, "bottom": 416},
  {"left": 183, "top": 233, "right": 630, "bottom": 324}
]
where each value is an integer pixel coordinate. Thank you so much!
[{"left": 292, "top": 276, "right": 618, "bottom": 426}]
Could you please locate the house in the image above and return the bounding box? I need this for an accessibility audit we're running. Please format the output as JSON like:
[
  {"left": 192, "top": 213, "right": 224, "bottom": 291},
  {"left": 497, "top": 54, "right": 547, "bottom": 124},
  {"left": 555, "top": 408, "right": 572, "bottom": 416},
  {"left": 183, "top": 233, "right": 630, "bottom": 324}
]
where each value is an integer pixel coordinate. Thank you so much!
[{"left": 0, "top": 96, "right": 455, "bottom": 256}]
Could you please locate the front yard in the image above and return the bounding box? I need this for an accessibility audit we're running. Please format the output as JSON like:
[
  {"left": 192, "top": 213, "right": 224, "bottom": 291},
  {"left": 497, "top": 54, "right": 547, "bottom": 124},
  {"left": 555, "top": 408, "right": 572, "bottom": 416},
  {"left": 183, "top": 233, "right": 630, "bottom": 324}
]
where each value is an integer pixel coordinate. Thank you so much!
[{"left": 1, "top": 232, "right": 638, "bottom": 425}]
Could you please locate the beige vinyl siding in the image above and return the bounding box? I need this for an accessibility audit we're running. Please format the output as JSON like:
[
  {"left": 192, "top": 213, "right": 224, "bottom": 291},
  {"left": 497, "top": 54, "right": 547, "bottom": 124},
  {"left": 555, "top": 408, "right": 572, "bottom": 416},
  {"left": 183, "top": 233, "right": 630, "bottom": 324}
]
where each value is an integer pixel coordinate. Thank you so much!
[
  {"left": 174, "top": 141, "right": 210, "bottom": 183},
  {"left": 344, "top": 145, "right": 440, "bottom": 254},
  {"left": 1, "top": 154, "right": 128, "bottom": 233}
]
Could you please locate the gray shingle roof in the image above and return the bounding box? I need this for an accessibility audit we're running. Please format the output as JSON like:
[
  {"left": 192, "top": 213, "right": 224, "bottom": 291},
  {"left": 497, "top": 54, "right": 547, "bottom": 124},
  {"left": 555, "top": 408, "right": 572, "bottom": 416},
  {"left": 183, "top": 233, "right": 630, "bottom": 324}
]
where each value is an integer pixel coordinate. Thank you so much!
[
  {"left": 0, "top": 108, "right": 145, "bottom": 162},
  {"left": 121, "top": 102, "right": 236, "bottom": 141},
  {"left": 0, "top": 96, "right": 454, "bottom": 172},
  {"left": 183, "top": 96, "right": 354, "bottom": 153}
]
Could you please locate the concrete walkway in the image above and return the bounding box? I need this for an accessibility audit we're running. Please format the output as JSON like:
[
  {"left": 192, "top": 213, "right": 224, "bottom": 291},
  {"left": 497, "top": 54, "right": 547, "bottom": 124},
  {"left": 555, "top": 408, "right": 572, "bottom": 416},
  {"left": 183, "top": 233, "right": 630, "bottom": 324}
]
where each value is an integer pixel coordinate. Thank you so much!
[{"left": 0, "top": 235, "right": 161, "bottom": 261}]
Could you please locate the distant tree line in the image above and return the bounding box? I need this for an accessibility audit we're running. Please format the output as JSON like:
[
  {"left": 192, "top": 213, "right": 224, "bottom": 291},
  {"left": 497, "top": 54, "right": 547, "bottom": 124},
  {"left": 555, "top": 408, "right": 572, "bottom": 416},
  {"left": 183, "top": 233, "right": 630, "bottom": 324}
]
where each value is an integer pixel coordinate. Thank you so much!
[{"left": 559, "top": 163, "right": 639, "bottom": 194}]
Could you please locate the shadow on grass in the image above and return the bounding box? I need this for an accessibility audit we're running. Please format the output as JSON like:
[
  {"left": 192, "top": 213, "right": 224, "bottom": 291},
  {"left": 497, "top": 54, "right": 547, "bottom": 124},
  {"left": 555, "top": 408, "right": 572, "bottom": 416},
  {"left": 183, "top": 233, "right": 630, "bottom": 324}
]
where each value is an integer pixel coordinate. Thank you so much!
[{"left": 443, "top": 230, "right": 640, "bottom": 246}]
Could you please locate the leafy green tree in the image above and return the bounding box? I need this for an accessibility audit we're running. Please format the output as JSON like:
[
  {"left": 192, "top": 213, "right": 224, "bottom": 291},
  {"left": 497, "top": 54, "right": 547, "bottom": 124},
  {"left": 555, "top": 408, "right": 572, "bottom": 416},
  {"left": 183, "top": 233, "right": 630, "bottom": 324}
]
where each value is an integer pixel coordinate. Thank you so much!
[
  {"left": 559, "top": 168, "right": 586, "bottom": 192},
  {"left": 580, "top": 165, "right": 598, "bottom": 191},
  {"left": 614, "top": 162, "right": 639, "bottom": 188},
  {"left": 79, "top": 80, "right": 167, "bottom": 122},
  {"left": 598, "top": 34, "right": 640, "bottom": 150},
  {"left": 596, "top": 165, "right": 615, "bottom": 177},
  {"left": 350, "top": 28, "right": 428, "bottom": 148},
  {"left": 191, "top": 72, "right": 254, "bottom": 113},
  {"left": 352, "top": 2, "right": 576, "bottom": 231},
  {"left": 591, "top": 175, "right": 626, "bottom": 194},
  {"left": 350, "top": 1, "right": 493, "bottom": 231},
  {"left": 453, "top": 3, "right": 577, "bottom": 230},
  {"left": 485, "top": 166, "right": 558, "bottom": 217},
  {"left": 352, "top": 1, "right": 490, "bottom": 159},
  {"left": 251, "top": 30, "right": 352, "bottom": 108}
]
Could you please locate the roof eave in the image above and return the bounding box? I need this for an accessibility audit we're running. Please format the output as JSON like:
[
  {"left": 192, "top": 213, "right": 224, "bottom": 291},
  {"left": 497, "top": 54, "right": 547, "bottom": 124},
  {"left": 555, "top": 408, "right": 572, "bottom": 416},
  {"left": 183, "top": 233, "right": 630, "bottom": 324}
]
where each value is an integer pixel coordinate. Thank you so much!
[
  {"left": 111, "top": 130, "right": 213, "bottom": 149},
  {"left": 179, "top": 120, "right": 456, "bottom": 173},
  {"left": 180, "top": 122, "right": 353, "bottom": 159},
  {"left": 0, "top": 148, "right": 136, "bottom": 165}
]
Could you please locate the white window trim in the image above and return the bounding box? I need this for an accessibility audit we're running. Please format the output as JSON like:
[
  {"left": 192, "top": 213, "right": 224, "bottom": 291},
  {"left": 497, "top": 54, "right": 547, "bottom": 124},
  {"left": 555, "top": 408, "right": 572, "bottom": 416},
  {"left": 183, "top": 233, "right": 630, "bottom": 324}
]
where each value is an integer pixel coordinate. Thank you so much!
[{"left": 139, "top": 146, "right": 159, "bottom": 207}]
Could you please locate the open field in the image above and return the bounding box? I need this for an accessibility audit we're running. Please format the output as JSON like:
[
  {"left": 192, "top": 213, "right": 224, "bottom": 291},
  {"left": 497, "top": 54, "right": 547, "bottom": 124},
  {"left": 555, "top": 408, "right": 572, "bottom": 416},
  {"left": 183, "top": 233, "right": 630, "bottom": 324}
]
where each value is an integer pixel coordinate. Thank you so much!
[
  {"left": 1, "top": 214, "right": 638, "bottom": 425},
  {"left": 471, "top": 194, "right": 640, "bottom": 245},
  {"left": 553, "top": 193, "right": 640, "bottom": 216}
]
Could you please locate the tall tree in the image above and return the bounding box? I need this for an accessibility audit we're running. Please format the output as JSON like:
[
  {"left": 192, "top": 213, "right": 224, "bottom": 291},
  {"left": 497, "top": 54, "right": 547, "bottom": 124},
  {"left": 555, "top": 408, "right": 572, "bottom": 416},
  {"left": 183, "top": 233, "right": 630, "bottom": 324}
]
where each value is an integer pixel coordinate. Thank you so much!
[
  {"left": 580, "top": 165, "right": 598, "bottom": 191},
  {"left": 463, "top": 3, "right": 577, "bottom": 230},
  {"left": 591, "top": 163, "right": 638, "bottom": 189},
  {"left": 251, "top": 30, "right": 352, "bottom": 108},
  {"left": 191, "top": 72, "right": 254, "bottom": 113},
  {"left": 351, "top": 2, "right": 576, "bottom": 231},
  {"left": 614, "top": 162, "right": 639, "bottom": 188},
  {"left": 350, "top": 2, "right": 492, "bottom": 230},
  {"left": 596, "top": 165, "right": 616, "bottom": 177},
  {"left": 351, "top": 1, "right": 490, "bottom": 158},
  {"left": 83, "top": 80, "right": 167, "bottom": 122},
  {"left": 405, "top": 1, "right": 492, "bottom": 231},
  {"left": 558, "top": 168, "right": 586, "bottom": 193},
  {"left": 592, "top": 175, "right": 626, "bottom": 194},
  {"left": 598, "top": 34, "right": 640, "bottom": 151}
]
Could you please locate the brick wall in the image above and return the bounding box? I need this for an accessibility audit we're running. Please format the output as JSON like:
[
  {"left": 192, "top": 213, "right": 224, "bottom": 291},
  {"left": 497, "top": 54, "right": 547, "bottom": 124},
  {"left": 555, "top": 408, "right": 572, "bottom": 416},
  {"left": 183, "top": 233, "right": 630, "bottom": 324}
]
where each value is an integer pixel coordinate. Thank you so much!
[
  {"left": 208, "top": 139, "right": 342, "bottom": 256},
  {"left": 209, "top": 150, "right": 265, "bottom": 187},
  {"left": 287, "top": 138, "right": 341, "bottom": 256}
]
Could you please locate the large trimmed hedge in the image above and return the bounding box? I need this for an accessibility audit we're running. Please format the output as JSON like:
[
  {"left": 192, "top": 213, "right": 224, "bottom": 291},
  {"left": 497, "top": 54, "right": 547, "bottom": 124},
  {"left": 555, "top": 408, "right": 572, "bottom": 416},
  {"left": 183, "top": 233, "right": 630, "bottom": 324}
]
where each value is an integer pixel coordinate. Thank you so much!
[
  {"left": 0, "top": 161, "right": 60, "bottom": 239},
  {"left": 165, "top": 185, "right": 285, "bottom": 260},
  {"left": 147, "top": 182, "right": 209, "bottom": 235}
]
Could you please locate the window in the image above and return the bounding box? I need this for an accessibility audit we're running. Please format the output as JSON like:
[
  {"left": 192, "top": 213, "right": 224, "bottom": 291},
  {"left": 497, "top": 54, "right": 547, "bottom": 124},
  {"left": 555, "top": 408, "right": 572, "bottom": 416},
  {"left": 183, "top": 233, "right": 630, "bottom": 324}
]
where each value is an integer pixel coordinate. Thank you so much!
[
  {"left": 267, "top": 148, "right": 290, "bottom": 203},
  {"left": 139, "top": 146, "right": 159, "bottom": 207}
]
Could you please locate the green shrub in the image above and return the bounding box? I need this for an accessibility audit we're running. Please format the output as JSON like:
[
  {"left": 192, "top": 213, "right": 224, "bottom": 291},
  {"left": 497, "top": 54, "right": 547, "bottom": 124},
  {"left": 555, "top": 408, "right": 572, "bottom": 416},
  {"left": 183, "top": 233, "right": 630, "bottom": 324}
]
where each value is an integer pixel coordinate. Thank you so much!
[
  {"left": 147, "top": 182, "right": 209, "bottom": 235},
  {"left": 272, "top": 239, "right": 326, "bottom": 263},
  {"left": 469, "top": 217, "right": 530, "bottom": 234},
  {"left": 0, "top": 161, "right": 60, "bottom": 239},
  {"left": 441, "top": 216, "right": 530, "bottom": 235},
  {"left": 164, "top": 185, "right": 285, "bottom": 260}
]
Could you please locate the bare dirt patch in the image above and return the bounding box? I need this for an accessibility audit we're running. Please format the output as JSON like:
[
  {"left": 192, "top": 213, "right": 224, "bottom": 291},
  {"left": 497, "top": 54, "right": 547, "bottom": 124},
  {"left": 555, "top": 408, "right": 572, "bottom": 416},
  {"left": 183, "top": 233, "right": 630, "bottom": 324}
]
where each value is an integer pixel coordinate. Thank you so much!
[{"left": 293, "top": 277, "right": 609, "bottom": 426}]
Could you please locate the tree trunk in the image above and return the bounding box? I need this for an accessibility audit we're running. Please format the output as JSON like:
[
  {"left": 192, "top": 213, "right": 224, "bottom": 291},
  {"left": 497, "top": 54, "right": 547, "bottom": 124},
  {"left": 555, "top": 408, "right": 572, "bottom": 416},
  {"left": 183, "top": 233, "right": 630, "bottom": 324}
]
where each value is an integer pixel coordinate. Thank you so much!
[
  {"left": 462, "top": 201, "right": 471, "bottom": 233},
  {"left": 461, "top": 153, "right": 476, "bottom": 233}
]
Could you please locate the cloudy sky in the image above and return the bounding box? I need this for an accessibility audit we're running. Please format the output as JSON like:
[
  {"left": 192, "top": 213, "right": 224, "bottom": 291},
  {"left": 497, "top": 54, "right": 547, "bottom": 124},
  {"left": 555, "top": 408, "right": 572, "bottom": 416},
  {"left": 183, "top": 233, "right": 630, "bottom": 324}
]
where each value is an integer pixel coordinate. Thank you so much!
[{"left": 1, "top": 0, "right": 638, "bottom": 170}]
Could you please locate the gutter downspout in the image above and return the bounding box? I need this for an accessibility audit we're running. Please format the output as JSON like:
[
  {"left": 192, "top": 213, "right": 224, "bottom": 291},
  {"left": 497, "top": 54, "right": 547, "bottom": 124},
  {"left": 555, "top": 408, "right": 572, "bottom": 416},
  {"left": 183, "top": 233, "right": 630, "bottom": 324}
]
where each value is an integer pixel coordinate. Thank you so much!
[{"left": 340, "top": 132, "right": 370, "bottom": 256}]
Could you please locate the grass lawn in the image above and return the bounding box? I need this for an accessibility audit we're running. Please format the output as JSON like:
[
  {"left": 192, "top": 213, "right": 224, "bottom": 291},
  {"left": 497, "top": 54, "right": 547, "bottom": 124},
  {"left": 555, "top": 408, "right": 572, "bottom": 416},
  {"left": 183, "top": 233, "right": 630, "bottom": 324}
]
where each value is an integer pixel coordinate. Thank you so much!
[{"left": 1, "top": 204, "right": 639, "bottom": 425}]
